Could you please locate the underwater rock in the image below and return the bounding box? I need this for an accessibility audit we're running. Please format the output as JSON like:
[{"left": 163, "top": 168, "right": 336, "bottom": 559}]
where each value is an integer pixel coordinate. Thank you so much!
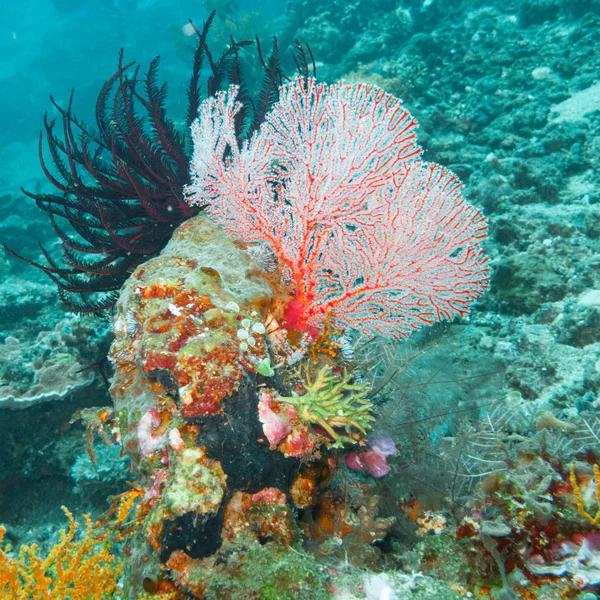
[
  {"left": 284, "top": 0, "right": 413, "bottom": 78},
  {"left": 222, "top": 488, "right": 297, "bottom": 546},
  {"left": 550, "top": 82, "right": 600, "bottom": 123},
  {"left": 107, "top": 211, "right": 404, "bottom": 596},
  {"left": 492, "top": 252, "right": 568, "bottom": 315},
  {"left": 167, "top": 536, "right": 332, "bottom": 600},
  {"left": 0, "top": 278, "right": 55, "bottom": 327},
  {"left": 555, "top": 302, "right": 600, "bottom": 348},
  {"left": 70, "top": 442, "right": 129, "bottom": 497},
  {"left": 111, "top": 214, "right": 273, "bottom": 420},
  {"left": 109, "top": 214, "right": 304, "bottom": 592}
]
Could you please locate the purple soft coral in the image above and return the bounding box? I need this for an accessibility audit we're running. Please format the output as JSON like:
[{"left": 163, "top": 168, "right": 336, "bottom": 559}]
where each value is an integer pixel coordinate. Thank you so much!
[{"left": 345, "top": 431, "right": 398, "bottom": 479}]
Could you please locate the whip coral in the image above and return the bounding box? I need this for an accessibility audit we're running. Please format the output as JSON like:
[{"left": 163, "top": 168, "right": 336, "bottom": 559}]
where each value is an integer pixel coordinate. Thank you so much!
[{"left": 186, "top": 78, "right": 489, "bottom": 340}]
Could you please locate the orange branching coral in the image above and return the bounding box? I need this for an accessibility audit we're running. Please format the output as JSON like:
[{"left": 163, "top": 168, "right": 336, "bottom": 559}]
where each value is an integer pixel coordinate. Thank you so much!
[
  {"left": 0, "top": 506, "right": 121, "bottom": 599},
  {"left": 114, "top": 489, "right": 144, "bottom": 525},
  {"left": 103, "top": 488, "right": 146, "bottom": 541},
  {"left": 309, "top": 314, "right": 343, "bottom": 361},
  {"left": 570, "top": 463, "right": 600, "bottom": 526}
]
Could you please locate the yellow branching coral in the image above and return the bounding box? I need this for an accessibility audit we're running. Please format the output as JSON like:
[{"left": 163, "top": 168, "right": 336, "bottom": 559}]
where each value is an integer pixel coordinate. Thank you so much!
[
  {"left": 0, "top": 506, "right": 121, "bottom": 599},
  {"left": 570, "top": 463, "right": 600, "bottom": 526},
  {"left": 280, "top": 364, "right": 375, "bottom": 447}
]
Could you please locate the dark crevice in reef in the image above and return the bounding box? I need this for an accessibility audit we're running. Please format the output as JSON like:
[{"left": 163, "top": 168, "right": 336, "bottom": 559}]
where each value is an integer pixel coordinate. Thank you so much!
[
  {"left": 192, "top": 375, "right": 299, "bottom": 495},
  {"left": 160, "top": 507, "right": 225, "bottom": 562},
  {"left": 158, "top": 374, "right": 300, "bottom": 560}
]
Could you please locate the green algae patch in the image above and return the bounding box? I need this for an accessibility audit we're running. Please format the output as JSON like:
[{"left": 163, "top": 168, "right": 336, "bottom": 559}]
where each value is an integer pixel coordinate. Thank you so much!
[
  {"left": 168, "top": 538, "right": 332, "bottom": 600},
  {"left": 162, "top": 447, "right": 227, "bottom": 517}
]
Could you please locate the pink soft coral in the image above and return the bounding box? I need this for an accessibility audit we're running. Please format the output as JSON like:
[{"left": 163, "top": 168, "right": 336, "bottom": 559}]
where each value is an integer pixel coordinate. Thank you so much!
[{"left": 185, "top": 78, "right": 489, "bottom": 340}]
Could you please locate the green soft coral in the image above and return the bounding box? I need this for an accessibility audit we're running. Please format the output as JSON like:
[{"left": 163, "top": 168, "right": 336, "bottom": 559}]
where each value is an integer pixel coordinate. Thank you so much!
[{"left": 280, "top": 365, "right": 375, "bottom": 448}]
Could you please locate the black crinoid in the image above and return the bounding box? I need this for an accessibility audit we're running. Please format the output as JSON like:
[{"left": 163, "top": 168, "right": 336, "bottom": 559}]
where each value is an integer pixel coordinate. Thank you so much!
[{"left": 4, "top": 12, "right": 315, "bottom": 314}]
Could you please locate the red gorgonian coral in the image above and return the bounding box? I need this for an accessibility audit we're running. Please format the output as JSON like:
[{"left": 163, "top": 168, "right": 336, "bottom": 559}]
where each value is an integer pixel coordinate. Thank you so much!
[{"left": 185, "top": 78, "right": 489, "bottom": 340}]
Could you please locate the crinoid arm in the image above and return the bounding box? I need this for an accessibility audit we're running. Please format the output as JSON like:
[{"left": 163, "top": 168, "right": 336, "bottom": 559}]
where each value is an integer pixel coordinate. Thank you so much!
[{"left": 5, "top": 12, "right": 310, "bottom": 315}]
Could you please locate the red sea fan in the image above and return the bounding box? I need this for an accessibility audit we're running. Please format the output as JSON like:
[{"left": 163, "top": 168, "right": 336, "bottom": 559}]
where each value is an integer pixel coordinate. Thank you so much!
[{"left": 185, "top": 78, "right": 490, "bottom": 340}]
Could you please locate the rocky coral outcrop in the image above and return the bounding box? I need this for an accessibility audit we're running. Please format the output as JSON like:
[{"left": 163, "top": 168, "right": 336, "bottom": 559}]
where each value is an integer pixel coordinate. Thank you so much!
[
  {"left": 108, "top": 212, "right": 404, "bottom": 597},
  {"left": 109, "top": 215, "right": 304, "bottom": 593}
]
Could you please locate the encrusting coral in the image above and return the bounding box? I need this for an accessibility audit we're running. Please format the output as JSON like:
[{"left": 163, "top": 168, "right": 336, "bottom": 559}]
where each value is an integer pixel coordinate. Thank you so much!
[
  {"left": 0, "top": 317, "right": 101, "bottom": 408},
  {"left": 110, "top": 214, "right": 273, "bottom": 422}
]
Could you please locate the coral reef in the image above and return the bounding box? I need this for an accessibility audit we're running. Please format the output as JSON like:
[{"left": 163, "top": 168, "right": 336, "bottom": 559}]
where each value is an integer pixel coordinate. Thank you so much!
[
  {"left": 2, "top": 0, "right": 599, "bottom": 598},
  {"left": 108, "top": 214, "right": 296, "bottom": 593},
  {"left": 167, "top": 536, "right": 331, "bottom": 600},
  {"left": 0, "top": 322, "right": 97, "bottom": 408}
]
